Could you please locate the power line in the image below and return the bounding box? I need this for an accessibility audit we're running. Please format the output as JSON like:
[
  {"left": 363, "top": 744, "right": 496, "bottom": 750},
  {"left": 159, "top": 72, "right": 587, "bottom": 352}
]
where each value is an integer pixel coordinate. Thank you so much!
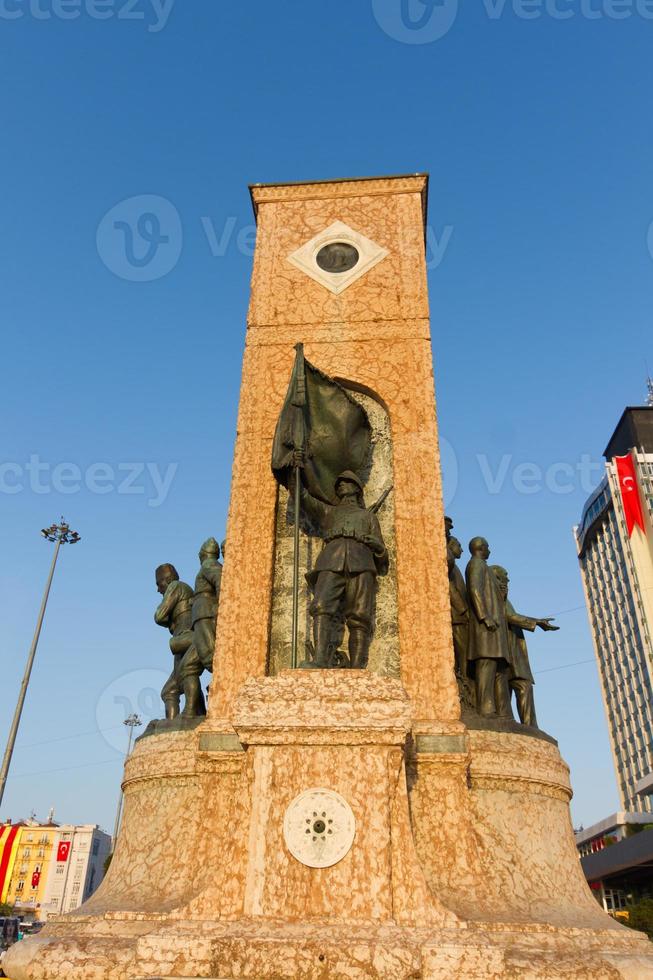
[
  {"left": 548, "top": 604, "right": 586, "bottom": 617},
  {"left": 16, "top": 725, "right": 124, "bottom": 751},
  {"left": 534, "top": 658, "right": 595, "bottom": 675},
  {"left": 6, "top": 758, "right": 122, "bottom": 782}
]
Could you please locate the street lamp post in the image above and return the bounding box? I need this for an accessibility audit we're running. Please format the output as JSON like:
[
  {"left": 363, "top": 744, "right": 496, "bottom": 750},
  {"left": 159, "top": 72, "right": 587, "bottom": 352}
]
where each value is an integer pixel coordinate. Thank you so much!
[
  {"left": 112, "top": 713, "right": 142, "bottom": 850},
  {"left": 0, "top": 518, "right": 81, "bottom": 811}
]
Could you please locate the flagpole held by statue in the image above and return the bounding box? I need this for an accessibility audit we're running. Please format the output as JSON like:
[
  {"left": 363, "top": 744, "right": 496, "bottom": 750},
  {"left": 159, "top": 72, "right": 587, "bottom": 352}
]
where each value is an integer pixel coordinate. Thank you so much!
[{"left": 271, "top": 343, "right": 392, "bottom": 671}]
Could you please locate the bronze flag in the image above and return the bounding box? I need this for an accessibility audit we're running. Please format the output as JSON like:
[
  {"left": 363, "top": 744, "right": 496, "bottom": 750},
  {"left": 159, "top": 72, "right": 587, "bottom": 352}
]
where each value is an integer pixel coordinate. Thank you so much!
[{"left": 271, "top": 344, "right": 371, "bottom": 505}]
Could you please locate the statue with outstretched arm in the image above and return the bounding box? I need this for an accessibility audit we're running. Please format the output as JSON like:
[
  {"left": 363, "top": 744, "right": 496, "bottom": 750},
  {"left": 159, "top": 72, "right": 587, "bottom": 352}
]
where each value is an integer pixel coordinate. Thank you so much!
[{"left": 491, "top": 565, "right": 559, "bottom": 728}]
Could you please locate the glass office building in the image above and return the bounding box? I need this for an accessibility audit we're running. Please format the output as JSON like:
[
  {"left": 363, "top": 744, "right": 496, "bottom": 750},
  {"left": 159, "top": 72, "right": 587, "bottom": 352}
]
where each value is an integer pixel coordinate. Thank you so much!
[{"left": 575, "top": 404, "right": 653, "bottom": 813}]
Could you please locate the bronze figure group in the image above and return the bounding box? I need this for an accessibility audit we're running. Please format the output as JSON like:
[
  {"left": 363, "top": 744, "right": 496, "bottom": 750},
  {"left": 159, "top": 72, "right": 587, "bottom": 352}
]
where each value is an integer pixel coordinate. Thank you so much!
[
  {"left": 146, "top": 348, "right": 559, "bottom": 742},
  {"left": 154, "top": 537, "right": 222, "bottom": 719},
  {"left": 446, "top": 517, "right": 558, "bottom": 729}
]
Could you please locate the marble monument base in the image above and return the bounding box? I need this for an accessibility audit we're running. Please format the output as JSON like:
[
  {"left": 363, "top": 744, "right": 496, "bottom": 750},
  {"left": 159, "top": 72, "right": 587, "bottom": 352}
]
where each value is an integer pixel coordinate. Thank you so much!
[{"left": 6, "top": 672, "right": 653, "bottom": 979}]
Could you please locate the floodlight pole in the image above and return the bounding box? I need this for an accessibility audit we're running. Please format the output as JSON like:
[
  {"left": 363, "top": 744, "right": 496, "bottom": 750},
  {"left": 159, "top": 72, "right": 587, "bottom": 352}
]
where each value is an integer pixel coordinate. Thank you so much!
[
  {"left": 112, "top": 714, "right": 142, "bottom": 850},
  {"left": 0, "top": 519, "right": 81, "bottom": 811}
]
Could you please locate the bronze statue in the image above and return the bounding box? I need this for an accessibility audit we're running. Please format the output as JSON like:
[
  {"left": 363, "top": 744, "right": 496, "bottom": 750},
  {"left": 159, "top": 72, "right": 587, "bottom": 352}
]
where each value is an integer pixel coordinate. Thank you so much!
[
  {"left": 272, "top": 345, "right": 374, "bottom": 668},
  {"left": 447, "top": 535, "right": 474, "bottom": 710},
  {"left": 491, "top": 565, "right": 559, "bottom": 728},
  {"left": 177, "top": 537, "right": 222, "bottom": 717},
  {"left": 154, "top": 564, "right": 194, "bottom": 720},
  {"left": 292, "top": 455, "right": 388, "bottom": 669},
  {"left": 444, "top": 515, "right": 454, "bottom": 541},
  {"left": 465, "top": 537, "right": 512, "bottom": 718}
]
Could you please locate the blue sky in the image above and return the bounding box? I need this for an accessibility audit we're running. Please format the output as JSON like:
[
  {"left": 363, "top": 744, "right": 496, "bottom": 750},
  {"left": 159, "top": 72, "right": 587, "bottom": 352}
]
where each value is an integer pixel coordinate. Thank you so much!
[{"left": 1, "top": 2, "right": 652, "bottom": 833}]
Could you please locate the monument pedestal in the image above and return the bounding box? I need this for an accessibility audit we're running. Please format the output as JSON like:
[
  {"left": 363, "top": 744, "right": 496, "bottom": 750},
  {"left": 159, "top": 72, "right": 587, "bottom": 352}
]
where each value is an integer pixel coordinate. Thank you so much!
[{"left": 6, "top": 673, "right": 653, "bottom": 979}]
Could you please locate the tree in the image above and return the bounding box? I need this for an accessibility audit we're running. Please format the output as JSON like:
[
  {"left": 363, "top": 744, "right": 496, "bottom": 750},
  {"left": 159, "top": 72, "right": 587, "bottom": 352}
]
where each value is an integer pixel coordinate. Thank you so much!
[
  {"left": 0, "top": 901, "right": 14, "bottom": 915},
  {"left": 625, "top": 898, "right": 653, "bottom": 939}
]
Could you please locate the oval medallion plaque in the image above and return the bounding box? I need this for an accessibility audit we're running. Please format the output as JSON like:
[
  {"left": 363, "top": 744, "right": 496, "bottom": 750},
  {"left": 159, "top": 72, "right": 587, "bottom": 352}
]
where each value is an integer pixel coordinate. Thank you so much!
[
  {"left": 315, "top": 241, "right": 360, "bottom": 273},
  {"left": 283, "top": 788, "right": 356, "bottom": 868}
]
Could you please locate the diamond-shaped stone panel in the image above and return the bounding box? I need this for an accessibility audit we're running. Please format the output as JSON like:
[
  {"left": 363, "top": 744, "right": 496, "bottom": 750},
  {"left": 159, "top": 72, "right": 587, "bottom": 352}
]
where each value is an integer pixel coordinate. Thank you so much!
[{"left": 287, "top": 219, "right": 389, "bottom": 295}]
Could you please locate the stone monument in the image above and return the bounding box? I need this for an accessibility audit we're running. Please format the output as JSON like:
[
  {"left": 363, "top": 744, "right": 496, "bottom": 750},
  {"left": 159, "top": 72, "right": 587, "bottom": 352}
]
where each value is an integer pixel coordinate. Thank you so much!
[{"left": 7, "top": 174, "right": 653, "bottom": 979}]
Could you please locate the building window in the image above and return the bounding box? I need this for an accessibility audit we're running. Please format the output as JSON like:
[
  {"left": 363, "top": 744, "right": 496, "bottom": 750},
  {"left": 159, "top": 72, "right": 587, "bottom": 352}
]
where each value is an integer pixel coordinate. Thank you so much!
[
  {"left": 16, "top": 881, "right": 24, "bottom": 892},
  {"left": 604, "top": 887, "right": 628, "bottom": 913}
]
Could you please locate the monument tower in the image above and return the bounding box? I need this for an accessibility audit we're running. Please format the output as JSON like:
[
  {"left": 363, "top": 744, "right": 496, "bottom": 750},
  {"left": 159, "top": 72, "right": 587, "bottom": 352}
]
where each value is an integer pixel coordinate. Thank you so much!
[{"left": 7, "top": 175, "right": 653, "bottom": 978}]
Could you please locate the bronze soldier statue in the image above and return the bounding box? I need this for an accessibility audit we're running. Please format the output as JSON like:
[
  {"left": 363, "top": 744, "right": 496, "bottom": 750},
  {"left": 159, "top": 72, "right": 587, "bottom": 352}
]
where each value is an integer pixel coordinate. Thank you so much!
[
  {"left": 292, "top": 455, "right": 388, "bottom": 670},
  {"left": 447, "top": 535, "right": 474, "bottom": 710},
  {"left": 491, "top": 565, "right": 559, "bottom": 728},
  {"left": 154, "top": 564, "right": 194, "bottom": 720},
  {"left": 178, "top": 537, "right": 223, "bottom": 717},
  {"left": 465, "top": 537, "right": 512, "bottom": 718}
]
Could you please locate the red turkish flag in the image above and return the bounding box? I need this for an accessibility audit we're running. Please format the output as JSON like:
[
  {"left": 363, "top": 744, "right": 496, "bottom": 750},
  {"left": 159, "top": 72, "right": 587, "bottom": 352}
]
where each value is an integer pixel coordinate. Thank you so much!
[
  {"left": 56, "top": 841, "right": 71, "bottom": 862},
  {"left": 31, "top": 870, "right": 41, "bottom": 888},
  {"left": 615, "top": 455, "right": 646, "bottom": 537}
]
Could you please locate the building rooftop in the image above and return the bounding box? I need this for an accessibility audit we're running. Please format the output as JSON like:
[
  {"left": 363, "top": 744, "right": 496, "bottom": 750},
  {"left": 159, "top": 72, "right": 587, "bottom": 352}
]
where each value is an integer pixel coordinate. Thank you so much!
[
  {"left": 581, "top": 826, "right": 653, "bottom": 883},
  {"left": 575, "top": 812, "right": 652, "bottom": 847},
  {"left": 603, "top": 406, "right": 653, "bottom": 460}
]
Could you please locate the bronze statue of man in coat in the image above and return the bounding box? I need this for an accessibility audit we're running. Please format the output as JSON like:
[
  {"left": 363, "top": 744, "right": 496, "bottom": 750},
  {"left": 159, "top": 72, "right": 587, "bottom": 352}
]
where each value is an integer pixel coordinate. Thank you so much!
[
  {"left": 448, "top": 534, "right": 475, "bottom": 710},
  {"left": 465, "top": 537, "right": 512, "bottom": 718},
  {"left": 491, "top": 565, "right": 558, "bottom": 728}
]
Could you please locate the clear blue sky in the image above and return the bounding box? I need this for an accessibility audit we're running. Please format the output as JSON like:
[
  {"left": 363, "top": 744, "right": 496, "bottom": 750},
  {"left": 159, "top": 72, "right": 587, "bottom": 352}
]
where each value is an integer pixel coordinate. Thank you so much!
[{"left": 2, "top": 2, "right": 652, "bottom": 833}]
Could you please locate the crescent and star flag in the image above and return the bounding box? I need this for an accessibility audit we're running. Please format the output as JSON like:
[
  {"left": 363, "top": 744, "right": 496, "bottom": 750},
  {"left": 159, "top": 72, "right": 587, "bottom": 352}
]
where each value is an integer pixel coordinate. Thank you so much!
[
  {"left": 615, "top": 454, "right": 647, "bottom": 537},
  {"left": 31, "top": 870, "right": 41, "bottom": 889},
  {"left": 0, "top": 824, "right": 21, "bottom": 901},
  {"left": 56, "top": 840, "right": 71, "bottom": 862},
  {"left": 271, "top": 343, "right": 371, "bottom": 506}
]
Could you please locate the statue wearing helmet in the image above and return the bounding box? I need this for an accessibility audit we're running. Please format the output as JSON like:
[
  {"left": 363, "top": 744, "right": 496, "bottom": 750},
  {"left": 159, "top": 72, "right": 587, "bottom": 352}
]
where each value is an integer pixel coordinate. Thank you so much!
[{"left": 293, "top": 462, "right": 388, "bottom": 670}]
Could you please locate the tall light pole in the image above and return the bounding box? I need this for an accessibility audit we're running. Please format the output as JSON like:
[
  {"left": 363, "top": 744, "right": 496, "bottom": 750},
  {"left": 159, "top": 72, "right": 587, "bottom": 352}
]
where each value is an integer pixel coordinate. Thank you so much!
[
  {"left": 0, "top": 518, "right": 81, "bottom": 811},
  {"left": 112, "top": 713, "right": 142, "bottom": 850}
]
